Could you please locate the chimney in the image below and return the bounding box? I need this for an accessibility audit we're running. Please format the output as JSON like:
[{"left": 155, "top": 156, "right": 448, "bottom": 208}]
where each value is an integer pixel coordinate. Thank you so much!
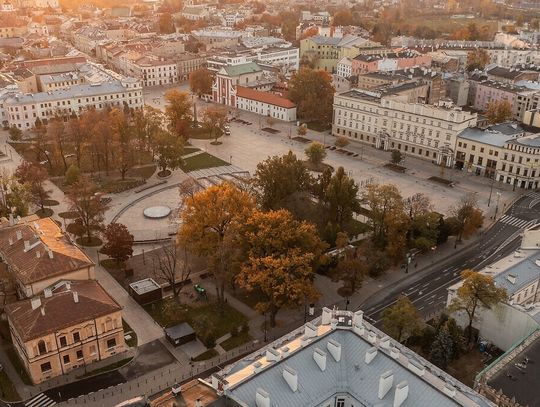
[
  {"left": 327, "top": 339, "right": 341, "bottom": 362},
  {"left": 16, "top": 230, "right": 22, "bottom": 240},
  {"left": 8, "top": 213, "right": 14, "bottom": 226},
  {"left": 365, "top": 347, "right": 377, "bottom": 364},
  {"left": 265, "top": 348, "right": 280, "bottom": 362},
  {"left": 47, "top": 249, "right": 53, "bottom": 259},
  {"left": 321, "top": 307, "right": 332, "bottom": 325},
  {"left": 44, "top": 288, "right": 52, "bottom": 298},
  {"left": 24, "top": 240, "right": 30, "bottom": 251},
  {"left": 31, "top": 297, "right": 41, "bottom": 310},
  {"left": 380, "top": 336, "right": 391, "bottom": 349},
  {"left": 282, "top": 366, "right": 298, "bottom": 392},
  {"left": 253, "top": 361, "right": 262, "bottom": 373},
  {"left": 443, "top": 384, "right": 456, "bottom": 398},
  {"left": 304, "top": 322, "right": 317, "bottom": 338},
  {"left": 255, "top": 388, "right": 270, "bottom": 407},
  {"left": 378, "top": 370, "right": 394, "bottom": 399},
  {"left": 394, "top": 381, "right": 409, "bottom": 407},
  {"left": 390, "top": 347, "right": 400, "bottom": 359},
  {"left": 66, "top": 282, "right": 71, "bottom": 290},
  {"left": 40, "top": 307, "right": 45, "bottom": 316},
  {"left": 408, "top": 359, "right": 425, "bottom": 376},
  {"left": 195, "top": 399, "right": 202, "bottom": 407},
  {"left": 313, "top": 348, "right": 327, "bottom": 371},
  {"left": 367, "top": 331, "right": 377, "bottom": 344},
  {"left": 8, "top": 237, "right": 13, "bottom": 246},
  {"left": 352, "top": 310, "right": 363, "bottom": 327},
  {"left": 73, "top": 291, "right": 79, "bottom": 303}
]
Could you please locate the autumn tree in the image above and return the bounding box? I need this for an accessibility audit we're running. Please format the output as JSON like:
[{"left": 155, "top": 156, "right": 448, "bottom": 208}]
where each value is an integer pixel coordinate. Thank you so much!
[
  {"left": 101, "top": 223, "right": 134, "bottom": 265},
  {"left": 164, "top": 90, "right": 192, "bottom": 137},
  {"left": 334, "top": 233, "right": 366, "bottom": 296},
  {"left": 158, "top": 12, "right": 175, "bottom": 33},
  {"left": 152, "top": 244, "right": 192, "bottom": 298},
  {"left": 403, "top": 193, "right": 439, "bottom": 250},
  {"left": 429, "top": 324, "right": 454, "bottom": 368},
  {"left": 381, "top": 295, "right": 422, "bottom": 342},
  {"left": 288, "top": 68, "right": 335, "bottom": 126},
  {"left": 14, "top": 161, "right": 50, "bottom": 212},
  {"left": 236, "top": 209, "right": 324, "bottom": 326},
  {"left": 8, "top": 126, "right": 22, "bottom": 141},
  {"left": 0, "top": 170, "right": 30, "bottom": 218},
  {"left": 47, "top": 119, "right": 69, "bottom": 172},
  {"left": 67, "top": 112, "right": 92, "bottom": 169},
  {"left": 466, "top": 48, "right": 490, "bottom": 71},
  {"left": 333, "top": 9, "right": 353, "bottom": 26},
  {"left": 363, "top": 184, "right": 409, "bottom": 260},
  {"left": 335, "top": 136, "right": 349, "bottom": 148},
  {"left": 305, "top": 142, "right": 327, "bottom": 167},
  {"left": 253, "top": 152, "right": 313, "bottom": 211},
  {"left": 109, "top": 109, "right": 135, "bottom": 180},
  {"left": 450, "top": 269, "right": 507, "bottom": 343},
  {"left": 155, "top": 130, "right": 185, "bottom": 174},
  {"left": 485, "top": 100, "right": 513, "bottom": 124},
  {"left": 178, "top": 182, "right": 255, "bottom": 304},
  {"left": 189, "top": 69, "right": 213, "bottom": 97},
  {"left": 297, "top": 124, "right": 307, "bottom": 136},
  {"left": 448, "top": 193, "right": 484, "bottom": 244},
  {"left": 391, "top": 149, "right": 403, "bottom": 164},
  {"left": 65, "top": 176, "right": 108, "bottom": 242},
  {"left": 322, "top": 167, "right": 361, "bottom": 238},
  {"left": 202, "top": 105, "right": 228, "bottom": 143},
  {"left": 132, "top": 106, "right": 164, "bottom": 156}
]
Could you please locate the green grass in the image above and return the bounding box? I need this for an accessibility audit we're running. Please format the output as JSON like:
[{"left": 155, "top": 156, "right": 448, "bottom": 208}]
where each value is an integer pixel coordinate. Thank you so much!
[
  {"left": 193, "top": 348, "right": 218, "bottom": 361},
  {"left": 100, "top": 178, "right": 145, "bottom": 194},
  {"left": 220, "top": 333, "right": 251, "bottom": 352},
  {"left": 0, "top": 370, "right": 21, "bottom": 401},
  {"left": 5, "top": 347, "right": 31, "bottom": 385},
  {"left": 77, "top": 357, "right": 133, "bottom": 379},
  {"left": 122, "top": 319, "right": 138, "bottom": 348},
  {"left": 187, "top": 127, "right": 214, "bottom": 140},
  {"left": 183, "top": 147, "right": 201, "bottom": 155},
  {"left": 144, "top": 299, "right": 247, "bottom": 340},
  {"left": 126, "top": 164, "right": 157, "bottom": 180},
  {"left": 181, "top": 152, "right": 228, "bottom": 172}
]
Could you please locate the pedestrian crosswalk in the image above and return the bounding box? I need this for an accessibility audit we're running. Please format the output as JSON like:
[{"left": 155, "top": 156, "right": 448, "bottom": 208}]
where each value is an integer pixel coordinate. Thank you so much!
[
  {"left": 25, "top": 393, "right": 56, "bottom": 407},
  {"left": 499, "top": 215, "right": 537, "bottom": 229},
  {"left": 527, "top": 192, "right": 540, "bottom": 209}
]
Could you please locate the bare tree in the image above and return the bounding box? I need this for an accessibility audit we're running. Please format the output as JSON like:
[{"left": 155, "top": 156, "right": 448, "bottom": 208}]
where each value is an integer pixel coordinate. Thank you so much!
[{"left": 152, "top": 244, "right": 192, "bottom": 299}]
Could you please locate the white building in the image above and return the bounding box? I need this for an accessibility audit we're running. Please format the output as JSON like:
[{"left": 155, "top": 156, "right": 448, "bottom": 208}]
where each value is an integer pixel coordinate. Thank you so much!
[
  {"left": 3, "top": 79, "right": 143, "bottom": 129},
  {"left": 332, "top": 89, "right": 478, "bottom": 167},
  {"left": 124, "top": 56, "right": 177, "bottom": 87},
  {"left": 235, "top": 86, "right": 296, "bottom": 122},
  {"left": 336, "top": 57, "right": 352, "bottom": 78},
  {"left": 179, "top": 6, "right": 210, "bottom": 21},
  {"left": 207, "top": 46, "right": 299, "bottom": 74},
  {"left": 210, "top": 308, "right": 495, "bottom": 407}
]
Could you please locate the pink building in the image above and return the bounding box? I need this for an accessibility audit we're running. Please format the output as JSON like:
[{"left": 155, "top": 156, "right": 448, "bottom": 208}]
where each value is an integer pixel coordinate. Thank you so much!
[
  {"left": 352, "top": 51, "right": 431, "bottom": 75},
  {"left": 472, "top": 80, "right": 537, "bottom": 120}
]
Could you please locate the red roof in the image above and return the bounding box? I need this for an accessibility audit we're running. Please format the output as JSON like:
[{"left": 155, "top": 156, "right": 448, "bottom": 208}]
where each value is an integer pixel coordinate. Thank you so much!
[{"left": 235, "top": 86, "right": 296, "bottom": 109}]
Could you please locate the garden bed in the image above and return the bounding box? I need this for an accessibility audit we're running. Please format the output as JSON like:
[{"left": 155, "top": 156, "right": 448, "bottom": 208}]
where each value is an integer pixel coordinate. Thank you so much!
[
  {"left": 302, "top": 160, "right": 333, "bottom": 173},
  {"left": 306, "top": 121, "right": 331, "bottom": 132},
  {"left": 428, "top": 176, "right": 455, "bottom": 187},
  {"left": 384, "top": 163, "right": 407, "bottom": 173}
]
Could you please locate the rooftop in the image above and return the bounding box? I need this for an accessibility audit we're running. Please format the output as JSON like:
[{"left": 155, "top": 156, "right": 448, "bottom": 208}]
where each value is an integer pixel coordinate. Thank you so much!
[
  {"left": 0, "top": 217, "right": 93, "bottom": 285},
  {"left": 222, "top": 62, "right": 262, "bottom": 77},
  {"left": 5, "top": 280, "right": 121, "bottom": 341},
  {"left": 213, "top": 309, "right": 494, "bottom": 407},
  {"left": 129, "top": 278, "right": 161, "bottom": 295},
  {"left": 235, "top": 86, "right": 295, "bottom": 109}
]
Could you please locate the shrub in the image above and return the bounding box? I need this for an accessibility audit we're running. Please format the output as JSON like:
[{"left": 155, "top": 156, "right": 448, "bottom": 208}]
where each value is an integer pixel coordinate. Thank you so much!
[
  {"left": 64, "top": 164, "right": 80, "bottom": 186},
  {"left": 335, "top": 136, "right": 349, "bottom": 148}
]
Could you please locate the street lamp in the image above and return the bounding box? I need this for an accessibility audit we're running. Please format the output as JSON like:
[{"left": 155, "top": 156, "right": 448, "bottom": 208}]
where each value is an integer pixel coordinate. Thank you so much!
[
  {"left": 487, "top": 173, "right": 496, "bottom": 207},
  {"left": 494, "top": 192, "right": 501, "bottom": 219}
]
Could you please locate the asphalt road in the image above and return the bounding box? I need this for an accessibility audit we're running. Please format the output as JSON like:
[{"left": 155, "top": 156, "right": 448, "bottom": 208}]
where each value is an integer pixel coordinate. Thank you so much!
[{"left": 361, "top": 192, "right": 540, "bottom": 326}]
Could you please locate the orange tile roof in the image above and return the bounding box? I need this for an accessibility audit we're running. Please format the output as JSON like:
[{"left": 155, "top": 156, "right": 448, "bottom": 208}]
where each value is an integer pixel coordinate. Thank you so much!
[
  {"left": 0, "top": 217, "right": 94, "bottom": 285},
  {"left": 5, "top": 280, "right": 121, "bottom": 341},
  {"left": 235, "top": 86, "right": 296, "bottom": 109}
]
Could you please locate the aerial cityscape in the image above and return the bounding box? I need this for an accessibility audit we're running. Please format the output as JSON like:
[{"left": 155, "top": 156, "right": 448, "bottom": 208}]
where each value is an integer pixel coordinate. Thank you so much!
[{"left": 0, "top": 0, "right": 540, "bottom": 406}]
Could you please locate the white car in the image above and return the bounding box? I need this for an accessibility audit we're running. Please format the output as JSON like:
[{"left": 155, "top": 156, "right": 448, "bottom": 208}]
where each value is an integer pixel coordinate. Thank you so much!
[{"left": 171, "top": 383, "right": 182, "bottom": 395}]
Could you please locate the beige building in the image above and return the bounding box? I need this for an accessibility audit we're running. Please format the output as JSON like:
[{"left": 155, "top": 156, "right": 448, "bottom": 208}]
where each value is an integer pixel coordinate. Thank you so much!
[
  {"left": 5, "top": 280, "right": 125, "bottom": 384},
  {"left": 0, "top": 217, "right": 95, "bottom": 299},
  {"left": 332, "top": 89, "right": 477, "bottom": 167},
  {"left": 456, "top": 124, "right": 540, "bottom": 189}
]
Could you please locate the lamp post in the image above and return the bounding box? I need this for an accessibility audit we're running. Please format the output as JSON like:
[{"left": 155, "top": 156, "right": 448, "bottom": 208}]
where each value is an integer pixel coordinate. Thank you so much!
[
  {"left": 494, "top": 192, "right": 501, "bottom": 219},
  {"left": 487, "top": 173, "right": 495, "bottom": 207}
]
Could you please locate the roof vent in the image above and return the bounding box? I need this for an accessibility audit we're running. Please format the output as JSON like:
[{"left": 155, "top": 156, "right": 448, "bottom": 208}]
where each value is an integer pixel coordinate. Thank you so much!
[
  {"left": 390, "top": 347, "right": 400, "bottom": 359},
  {"left": 313, "top": 348, "right": 327, "bottom": 371},
  {"left": 321, "top": 307, "right": 332, "bottom": 325},
  {"left": 255, "top": 388, "right": 270, "bottom": 407},
  {"left": 253, "top": 361, "right": 262, "bottom": 373},
  {"left": 47, "top": 249, "right": 53, "bottom": 259},
  {"left": 281, "top": 346, "right": 290, "bottom": 357},
  {"left": 380, "top": 336, "right": 391, "bottom": 349},
  {"left": 443, "top": 384, "right": 456, "bottom": 398},
  {"left": 304, "top": 322, "right": 317, "bottom": 338},
  {"left": 379, "top": 370, "right": 394, "bottom": 399},
  {"left": 16, "top": 230, "right": 22, "bottom": 240},
  {"left": 408, "top": 359, "right": 426, "bottom": 376},
  {"left": 44, "top": 288, "right": 52, "bottom": 298},
  {"left": 394, "top": 381, "right": 409, "bottom": 407},
  {"left": 352, "top": 310, "right": 363, "bottom": 327},
  {"left": 282, "top": 366, "right": 298, "bottom": 392},
  {"left": 8, "top": 237, "right": 13, "bottom": 246},
  {"left": 266, "top": 348, "right": 280, "bottom": 362},
  {"left": 365, "top": 346, "right": 377, "bottom": 364},
  {"left": 506, "top": 274, "right": 517, "bottom": 285},
  {"left": 31, "top": 297, "right": 41, "bottom": 310},
  {"left": 73, "top": 291, "right": 79, "bottom": 303},
  {"left": 327, "top": 339, "right": 341, "bottom": 362},
  {"left": 40, "top": 307, "right": 45, "bottom": 316},
  {"left": 367, "top": 331, "right": 377, "bottom": 344},
  {"left": 23, "top": 240, "right": 30, "bottom": 251}
]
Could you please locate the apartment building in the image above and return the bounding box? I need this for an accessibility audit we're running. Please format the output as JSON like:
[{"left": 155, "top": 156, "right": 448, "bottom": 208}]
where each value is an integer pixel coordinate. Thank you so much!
[
  {"left": 177, "top": 53, "right": 207, "bottom": 81},
  {"left": 472, "top": 80, "right": 537, "bottom": 121},
  {"left": 336, "top": 57, "right": 352, "bottom": 79},
  {"left": 209, "top": 308, "right": 495, "bottom": 407},
  {"left": 5, "top": 280, "right": 124, "bottom": 384},
  {"left": 0, "top": 217, "right": 95, "bottom": 299},
  {"left": 486, "top": 66, "right": 539, "bottom": 84},
  {"left": 125, "top": 56, "right": 178, "bottom": 87},
  {"left": 332, "top": 89, "right": 477, "bottom": 167},
  {"left": 456, "top": 124, "right": 540, "bottom": 189},
  {"left": 3, "top": 78, "right": 143, "bottom": 129},
  {"left": 235, "top": 86, "right": 296, "bottom": 122},
  {"left": 352, "top": 51, "right": 432, "bottom": 76}
]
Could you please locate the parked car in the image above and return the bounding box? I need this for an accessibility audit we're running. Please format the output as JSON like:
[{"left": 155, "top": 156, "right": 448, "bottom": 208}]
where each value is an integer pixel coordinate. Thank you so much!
[{"left": 171, "top": 383, "right": 182, "bottom": 395}]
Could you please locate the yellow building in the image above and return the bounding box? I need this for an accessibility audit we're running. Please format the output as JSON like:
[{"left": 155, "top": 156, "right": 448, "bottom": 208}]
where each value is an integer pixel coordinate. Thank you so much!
[
  {"left": 5, "top": 280, "right": 125, "bottom": 384},
  {"left": 0, "top": 217, "right": 95, "bottom": 299}
]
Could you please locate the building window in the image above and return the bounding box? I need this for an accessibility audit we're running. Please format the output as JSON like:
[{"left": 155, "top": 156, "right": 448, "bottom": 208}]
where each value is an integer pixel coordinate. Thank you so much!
[
  {"left": 107, "top": 338, "right": 117, "bottom": 349},
  {"left": 38, "top": 340, "right": 47, "bottom": 355},
  {"left": 76, "top": 350, "right": 83, "bottom": 360},
  {"left": 63, "top": 355, "right": 70, "bottom": 365},
  {"left": 59, "top": 336, "right": 67, "bottom": 347},
  {"left": 336, "top": 398, "right": 345, "bottom": 407},
  {"left": 40, "top": 362, "right": 52, "bottom": 373},
  {"left": 73, "top": 332, "right": 80, "bottom": 343}
]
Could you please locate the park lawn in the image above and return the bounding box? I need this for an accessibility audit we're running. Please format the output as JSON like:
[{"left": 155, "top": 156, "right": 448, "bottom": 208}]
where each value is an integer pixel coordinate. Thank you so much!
[
  {"left": 306, "top": 121, "right": 331, "bottom": 132},
  {"left": 183, "top": 147, "right": 201, "bottom": 155},
  {"left": 0, "top": 370, "right": 21, "bottom": 401},
  {"left": 193, "top": 348, "right": 219, "bottom": 362},
  {"left": 187, "top": 127, "right": 213, "bottom": 140},
  {"left": 122, "top": 319, "right": 138, "bottom": 348},
  {"left": 220, "top": 333, "right": 252, "bottom": 352},
  {"left": 144, "top": 299, "right": 247, "bottom": 339},
  {"left": 181, "top": 152, "right": 228, "bottom": 172}
]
